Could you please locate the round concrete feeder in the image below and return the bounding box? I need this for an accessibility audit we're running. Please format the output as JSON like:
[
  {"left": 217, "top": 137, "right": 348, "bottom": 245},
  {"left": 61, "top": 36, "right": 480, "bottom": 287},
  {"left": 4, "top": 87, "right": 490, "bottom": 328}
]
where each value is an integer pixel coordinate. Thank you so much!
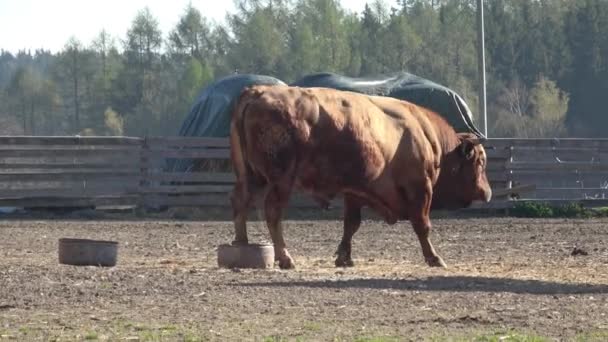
[
  {"left": 217, "top": 243, "right": 274, "bottom": 269},
  {"left": 58, "top": 238, "right": 118, "bottom": 267}
]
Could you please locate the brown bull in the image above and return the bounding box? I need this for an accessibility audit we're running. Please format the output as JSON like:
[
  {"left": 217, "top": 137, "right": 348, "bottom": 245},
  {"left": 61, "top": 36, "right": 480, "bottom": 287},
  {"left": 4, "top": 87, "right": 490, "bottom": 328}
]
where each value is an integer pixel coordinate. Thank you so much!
[{"left": 229, "top": 85, "right": 492, "bottom": 269}]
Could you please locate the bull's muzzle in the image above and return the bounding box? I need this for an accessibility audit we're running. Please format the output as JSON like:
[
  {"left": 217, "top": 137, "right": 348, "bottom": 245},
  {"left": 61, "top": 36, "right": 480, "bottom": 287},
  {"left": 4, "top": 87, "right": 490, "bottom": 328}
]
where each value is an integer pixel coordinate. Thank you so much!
[{"left": 482, "top": 188, "right": 492, "bottom": 202}]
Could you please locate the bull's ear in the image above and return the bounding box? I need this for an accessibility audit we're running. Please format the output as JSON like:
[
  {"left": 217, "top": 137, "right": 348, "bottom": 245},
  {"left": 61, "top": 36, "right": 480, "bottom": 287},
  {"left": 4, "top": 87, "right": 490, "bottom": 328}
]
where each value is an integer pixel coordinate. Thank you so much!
[{"left": 459, "top": 139, "right": 476, "bottom": 160}]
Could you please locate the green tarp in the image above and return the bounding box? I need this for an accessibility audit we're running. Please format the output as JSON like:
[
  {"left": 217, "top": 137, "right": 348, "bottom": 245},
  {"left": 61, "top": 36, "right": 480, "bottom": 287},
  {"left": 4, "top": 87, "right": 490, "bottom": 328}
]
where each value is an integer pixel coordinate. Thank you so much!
[
  {"left": 290, "top": 72, "right": 483, "bottom": 137},
  {"left": 170, "top": 71, "right": 483, "bottom": 172},
  {"left": 176, "top": 71, "right": 483, "bottom": 139},
  {"left": 177, "top": 74, "right": 286, "bottom": 138}
]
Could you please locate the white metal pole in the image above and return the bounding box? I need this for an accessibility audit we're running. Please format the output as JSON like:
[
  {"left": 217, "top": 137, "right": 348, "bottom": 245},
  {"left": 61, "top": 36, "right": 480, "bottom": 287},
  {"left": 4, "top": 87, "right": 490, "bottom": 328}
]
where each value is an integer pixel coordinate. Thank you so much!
[{"left": 477, "top": 0, "right": 488, "bottom": 138}]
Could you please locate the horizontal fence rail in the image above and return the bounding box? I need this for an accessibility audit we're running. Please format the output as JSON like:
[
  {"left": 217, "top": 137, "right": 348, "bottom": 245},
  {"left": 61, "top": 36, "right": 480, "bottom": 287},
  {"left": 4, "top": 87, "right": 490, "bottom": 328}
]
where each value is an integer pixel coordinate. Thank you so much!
[{"left": 1, "top": 136, "right": 608, "bottom": 211}]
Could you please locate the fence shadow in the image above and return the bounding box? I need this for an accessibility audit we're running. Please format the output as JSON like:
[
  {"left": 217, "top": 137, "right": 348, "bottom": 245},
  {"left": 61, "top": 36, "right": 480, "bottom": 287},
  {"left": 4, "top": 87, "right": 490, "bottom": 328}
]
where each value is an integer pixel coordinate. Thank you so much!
[{"left": 232, "top": 275, "right": 608, "bottom": 295}]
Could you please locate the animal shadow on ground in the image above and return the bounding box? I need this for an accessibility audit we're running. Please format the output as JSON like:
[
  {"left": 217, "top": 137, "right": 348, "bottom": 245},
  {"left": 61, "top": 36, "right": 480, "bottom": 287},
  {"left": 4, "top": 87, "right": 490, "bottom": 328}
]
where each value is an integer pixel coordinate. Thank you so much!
[{"left": 232, "top": 276, "right": 608, "bottom": 295}]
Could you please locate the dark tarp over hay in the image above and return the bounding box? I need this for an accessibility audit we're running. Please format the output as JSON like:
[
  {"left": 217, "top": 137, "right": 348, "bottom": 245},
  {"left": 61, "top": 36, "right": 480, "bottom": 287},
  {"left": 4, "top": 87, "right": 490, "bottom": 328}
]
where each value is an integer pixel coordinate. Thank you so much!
[
  {"left": 177, "top": 74, "right": 287, "bottom": 138},
  {"left": 168, "top": 74, "right": 286, "bottom": 173},
  {"left": 290, "top": 72, "right": 483, "bottom": 137},
  {"left": 170, "top": 71, "right": 483, "bottom": 172}
]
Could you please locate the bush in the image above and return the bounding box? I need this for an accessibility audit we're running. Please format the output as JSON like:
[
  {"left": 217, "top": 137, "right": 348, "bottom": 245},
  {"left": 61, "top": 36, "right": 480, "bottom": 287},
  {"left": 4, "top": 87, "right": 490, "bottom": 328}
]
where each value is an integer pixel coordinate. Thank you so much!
[
  {"left": 552, "top": 202, "right": 590, "bottom": 218},
  {"left": 510, "top": 202, "right": 590, "bottom": 218},
  {"left": 511, "top": 202, "right": 554, "bottom": 218}
]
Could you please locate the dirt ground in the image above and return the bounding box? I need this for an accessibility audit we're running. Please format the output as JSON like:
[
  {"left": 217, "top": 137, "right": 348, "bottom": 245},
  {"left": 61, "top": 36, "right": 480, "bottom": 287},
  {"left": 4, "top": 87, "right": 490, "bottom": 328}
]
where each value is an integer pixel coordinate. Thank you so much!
[{"left": 1, "top": 214, "right": 608, "bottom": 341}]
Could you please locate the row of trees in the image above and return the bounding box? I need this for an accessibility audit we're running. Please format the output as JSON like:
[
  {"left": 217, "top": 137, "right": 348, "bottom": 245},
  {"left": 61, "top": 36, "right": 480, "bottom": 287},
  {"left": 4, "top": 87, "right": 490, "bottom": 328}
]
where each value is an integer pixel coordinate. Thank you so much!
[{"left": 1, "top": 0, "right": 607, "bottom": 137}]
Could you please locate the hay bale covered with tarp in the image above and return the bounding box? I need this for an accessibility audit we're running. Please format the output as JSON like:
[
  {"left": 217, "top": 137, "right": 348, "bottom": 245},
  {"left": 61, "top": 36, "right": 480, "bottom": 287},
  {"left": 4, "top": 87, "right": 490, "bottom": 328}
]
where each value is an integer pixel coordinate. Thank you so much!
[
  {"left": 171, "top": 71, "right": 483, "bottom": 173},
  {"left": 290, "top": 72, "right": 483, "bottom": 137},
  {"left": 177, "top": 73, "right": 287, "bottom": 138},
  {"left": 169, "top": 74, "right": 286, "bottom": 173}
]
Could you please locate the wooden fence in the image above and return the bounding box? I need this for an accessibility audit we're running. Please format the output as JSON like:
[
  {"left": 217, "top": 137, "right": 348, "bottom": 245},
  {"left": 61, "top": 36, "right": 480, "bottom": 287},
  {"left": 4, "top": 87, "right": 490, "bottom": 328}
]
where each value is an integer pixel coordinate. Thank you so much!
[
  {"left": 478, "top": 138, "right": 608, "bottom": 208},
  {"left": 1, "top": 136, "right": 608, "bottom": 211}
]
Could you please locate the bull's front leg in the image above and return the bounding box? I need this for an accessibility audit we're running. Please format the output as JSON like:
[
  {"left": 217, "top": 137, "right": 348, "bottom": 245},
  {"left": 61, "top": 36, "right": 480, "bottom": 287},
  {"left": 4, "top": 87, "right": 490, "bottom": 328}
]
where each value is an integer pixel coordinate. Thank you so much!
[
  {"left": 411, "top": 216, "right": 446, "bottom": 268},
  {"left": 335, "top": 196, "right": 362, "bottom": 267},
  {"left": 408, "top": 180, "right": 447, "bottom": 268}
]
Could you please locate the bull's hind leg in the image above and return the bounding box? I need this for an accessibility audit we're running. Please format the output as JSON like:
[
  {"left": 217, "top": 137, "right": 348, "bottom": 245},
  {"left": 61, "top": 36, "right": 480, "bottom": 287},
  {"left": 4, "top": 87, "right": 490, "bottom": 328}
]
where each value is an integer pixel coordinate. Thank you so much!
[
  {"left": 335, "top": 196, "right": 362, "bottom": 267},
  {"left": 230, "top": 181, "right": 253, "bottom": 245},
  {"left": 407, "top": 178, "right": 447, "bottom": 268},
  {"left": 264, "top": 179, "right": 296, "bottom": 269},
  {"left": 230, "top": 172, "right": 267, "bottom": 245}
]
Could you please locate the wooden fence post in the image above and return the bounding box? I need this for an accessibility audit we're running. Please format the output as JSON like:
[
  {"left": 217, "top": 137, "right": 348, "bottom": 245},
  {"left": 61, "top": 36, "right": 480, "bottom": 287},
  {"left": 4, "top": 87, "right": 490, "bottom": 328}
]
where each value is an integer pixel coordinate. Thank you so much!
[
  {"left": 505, "top": 143, "right": 514, "bottom": 215},
  {"left": 137, "top": 136, "right": 149, "bottom": 215}
]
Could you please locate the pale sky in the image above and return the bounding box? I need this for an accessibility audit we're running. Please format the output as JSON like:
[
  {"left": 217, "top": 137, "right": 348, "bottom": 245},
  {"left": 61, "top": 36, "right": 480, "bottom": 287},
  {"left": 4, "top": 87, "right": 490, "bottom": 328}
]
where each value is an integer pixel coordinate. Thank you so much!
[{"left": 0, "top": 0, "right": 376, "bottom": 54}]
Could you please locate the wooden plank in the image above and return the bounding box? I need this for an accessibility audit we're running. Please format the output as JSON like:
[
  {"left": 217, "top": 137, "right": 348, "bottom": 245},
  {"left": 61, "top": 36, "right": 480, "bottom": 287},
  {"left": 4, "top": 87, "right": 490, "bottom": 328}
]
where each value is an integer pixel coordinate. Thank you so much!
[
  {"left": 145, "top": 193, "right": 344, "bottom": 209},
  {"left": 490, "top": 181, "right": 509, "bottom": 190},
  {"left": 535, "top": 187, "right": 608, "bottom": 191},
  {"left": 0, "top": 179, "right": 139, "bottom": 187},
  {"left": 510, "top": 154, "right": 608, "bottom": 164},
  {"left": 507, "top": 199, "right": 608, "bottom": 207},
  {"left": 0, "top": 149, "right": 141, "bottom": 158},
  {"left": 542, "top": 178, "right": 608, "bottom": 187},
  {"left": 491, "top": 184, "right": 537, "bottom": 198},
  {"left": 487, "top": 138, "right": 608, "bottom": 149},
  {"left": 486, "top": 171, "right": 508, "bottom": 183},
  {"left": 509, "top": 171, "right": 608, "bottom": 183},
  {"left": 486, "top": 162, "right": 507, "bottom": 172},
  {"left": 143, "top": 194, "right": 230, "bottom": 207},
  {"left": 145, "top": 172, "right": 236, "bottom": 183},
  {"left": 512, "top": 150, "right": 608, "bottom": 159},
  {"left": 0, "top": 156, "right": 142, "bottom": 165},
  {"left": 0, "top": 136, "right": 143, "bottom": 146},
  {"left": 507, "top": 162, "right": 608, "bottom": 171},
  {"left": 0, "top": 145, "right": 141, "bottom": 151},
  {"left": 139, "top": 185, "right": 234, "bottom": 194},
  {"left": 0, "top": 196, "right": 139, "bottom": 208},
  {"left": 0, "top": 186, "right": 139, "bottom": 198},
  {"left": 527, "top": 188, "right": 608, "bottom": 199},
  {"left": 485, "top": 148, "right": 511, "bottom": 159},
  {"left": 147, "top": 172, "right": 507, "bottom": 187},
  {"left": 0, "top": 171, "right": 141, "bottom": 182},
  {"left": 145, "top": 137, "right": 231, "bottom": 148},
  {"left": 511, "top": 144, "right": 608, "bottom": 152},
  {"left": 0, "top": 162, "right": 141, "bottom": 170},
  {"left": 142, "top": 149, "right": 230, "bottom": 159}
]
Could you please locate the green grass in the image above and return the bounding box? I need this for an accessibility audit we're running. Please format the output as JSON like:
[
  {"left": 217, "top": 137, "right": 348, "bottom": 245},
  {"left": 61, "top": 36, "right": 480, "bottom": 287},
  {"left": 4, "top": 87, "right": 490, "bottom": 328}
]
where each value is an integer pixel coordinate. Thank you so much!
[
  {"left": 425, "top": 329, "right": 551, "bottom": 342},
  {"left": 0, "top": 320, "right": 209, "bottom": 342},
  {"left": 302, "top": 321, "right": 323, "bottom": 332},
  {"left": 84, "top": 331, "right": 98, "bottom": 340},
  {"left": 262, "top": 337, "right": 297, "bottom": 342},
  {"left": 4, "top": 321, "right": 604, "bottom": 342},
  {"left": 574, "top": 330, "right": 608, "bottom": 342},
  {"left": 353, "top": 337, "right": 401, "bottom": 342},
  {"left": 112, "top": 321, "right": 206, "bottom": 342},
  {"left": 468, "top": 332, "right": 549, "bottom": 342}
]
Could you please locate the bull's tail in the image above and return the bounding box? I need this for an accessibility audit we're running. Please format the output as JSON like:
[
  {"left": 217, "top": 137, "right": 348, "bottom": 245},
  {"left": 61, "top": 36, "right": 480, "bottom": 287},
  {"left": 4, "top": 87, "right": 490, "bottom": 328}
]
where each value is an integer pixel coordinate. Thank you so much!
[
  {"left": 229, "top": 94, "right": 248, "bottom": 184},
  {"left": 229, "top": 87, "right": 265, "bottom": 203}
]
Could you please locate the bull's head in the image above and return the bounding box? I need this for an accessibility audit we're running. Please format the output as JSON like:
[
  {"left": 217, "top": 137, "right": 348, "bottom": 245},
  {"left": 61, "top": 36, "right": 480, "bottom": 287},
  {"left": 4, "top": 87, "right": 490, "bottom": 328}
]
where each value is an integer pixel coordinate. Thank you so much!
[{"left": 432, "top": 133, "right": 492, "bottom": 210}]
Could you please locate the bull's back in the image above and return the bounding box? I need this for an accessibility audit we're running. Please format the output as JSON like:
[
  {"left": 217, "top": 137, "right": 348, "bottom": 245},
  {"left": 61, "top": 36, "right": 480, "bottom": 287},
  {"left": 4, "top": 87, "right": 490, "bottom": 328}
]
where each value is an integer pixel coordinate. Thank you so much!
[{"left": 235, "top": 85, "right": 441, "bottom": 192}]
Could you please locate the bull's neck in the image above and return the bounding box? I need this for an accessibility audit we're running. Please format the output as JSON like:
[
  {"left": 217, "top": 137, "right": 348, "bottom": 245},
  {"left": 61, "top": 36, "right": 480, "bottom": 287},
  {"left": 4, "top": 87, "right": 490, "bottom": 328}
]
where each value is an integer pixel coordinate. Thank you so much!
[{"left": 436, "top": 125, "right": 461, "bottom": 160}]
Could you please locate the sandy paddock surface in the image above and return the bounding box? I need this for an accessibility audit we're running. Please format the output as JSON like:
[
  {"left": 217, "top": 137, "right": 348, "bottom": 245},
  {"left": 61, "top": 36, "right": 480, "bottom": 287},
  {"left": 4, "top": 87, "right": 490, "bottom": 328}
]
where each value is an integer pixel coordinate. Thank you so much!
[{"left": 1, "top": 216, "right": 608, "bottom": 341}]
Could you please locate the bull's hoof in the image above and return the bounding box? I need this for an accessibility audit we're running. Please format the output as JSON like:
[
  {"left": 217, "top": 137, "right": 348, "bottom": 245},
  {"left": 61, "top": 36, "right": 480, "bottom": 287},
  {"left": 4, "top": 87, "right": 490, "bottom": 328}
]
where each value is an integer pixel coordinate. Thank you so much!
[
  {"left": 425, "top": 255, "right": 447, "bottom": 268},
  {"left": 278, "top": 257, "right": 296, "bottom": 269},
  {"left": 335, "top": 257, "right": 354, "bottom": 268},
  {"left": 275, "top": 250, "right": 296, "bottom": 269}
]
